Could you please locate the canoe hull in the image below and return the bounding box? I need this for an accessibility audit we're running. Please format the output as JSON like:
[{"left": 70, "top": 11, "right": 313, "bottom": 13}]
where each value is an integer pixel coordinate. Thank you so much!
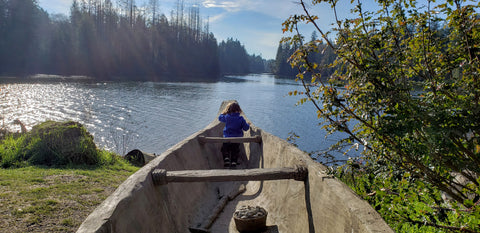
[{"left": 77, "top": 101, "right": 393, "bottom": 233}]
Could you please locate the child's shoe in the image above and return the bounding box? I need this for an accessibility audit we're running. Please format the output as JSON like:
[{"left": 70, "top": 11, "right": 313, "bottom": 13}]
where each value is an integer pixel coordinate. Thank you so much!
[{"left": 224, "top": 158, "right": 231, "bottom": 167}]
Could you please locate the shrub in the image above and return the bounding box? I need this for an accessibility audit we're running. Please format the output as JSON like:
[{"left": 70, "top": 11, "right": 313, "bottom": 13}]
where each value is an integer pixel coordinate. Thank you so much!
[
  {"left": 0, "top": 121, "right": 102, "bottom": 167},
  {"left": 25, "top": 121, "right": 99, "bottom": 166},
  {"left": 283, "top": 0, "right": 480, "bottom": 231},
  {"left": 0, "top": 135, "right": 27, "bottom": 168}
]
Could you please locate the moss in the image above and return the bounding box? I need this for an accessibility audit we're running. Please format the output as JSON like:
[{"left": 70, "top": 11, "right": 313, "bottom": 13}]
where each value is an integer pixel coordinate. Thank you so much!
[
  {"left": 0, "top": 121, "right": 102, "bottom": 167},
  {"left": 26, "top": 121, "right": 99, "bottom": 166}
]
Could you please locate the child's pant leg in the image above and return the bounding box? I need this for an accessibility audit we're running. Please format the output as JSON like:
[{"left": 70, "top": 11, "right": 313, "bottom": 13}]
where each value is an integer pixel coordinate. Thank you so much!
[
  {"left": 229, "top": 143, "right": 240, "bottom": 163},
  {"left": 221, "top": 143, "right": 230, "bottom": 161},
  {"left": 221, "top": 143, "right": 240, "bottom": 161}
]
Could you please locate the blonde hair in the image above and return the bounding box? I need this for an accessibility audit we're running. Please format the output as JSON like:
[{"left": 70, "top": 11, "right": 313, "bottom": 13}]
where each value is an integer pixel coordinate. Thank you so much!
[{"left": 222, "top": 102, "right": 242, "bottom": 114}]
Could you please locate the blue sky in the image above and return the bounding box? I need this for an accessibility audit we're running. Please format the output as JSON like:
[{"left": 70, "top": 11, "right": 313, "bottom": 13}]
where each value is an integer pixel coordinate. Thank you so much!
[{"left": 36, "top": 0, "right": 433, "bottom": 59}]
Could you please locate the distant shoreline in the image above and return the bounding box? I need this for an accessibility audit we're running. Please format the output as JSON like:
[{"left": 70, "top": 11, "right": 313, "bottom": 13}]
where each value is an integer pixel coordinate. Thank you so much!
[
  {"left": 0, "top": 74, "right": 93, "bottom": 81},
  {"left": 29, "top": 74, "right": 93, "bottom": 80}
]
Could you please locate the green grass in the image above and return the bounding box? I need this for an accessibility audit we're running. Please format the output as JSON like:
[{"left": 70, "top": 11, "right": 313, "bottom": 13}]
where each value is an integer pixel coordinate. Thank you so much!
[
  {"left": 0, "top": 121, "right": 141, "bottom": 232},
  {"left": 0, "top": 163, "right": 139, "bottom": 232}
]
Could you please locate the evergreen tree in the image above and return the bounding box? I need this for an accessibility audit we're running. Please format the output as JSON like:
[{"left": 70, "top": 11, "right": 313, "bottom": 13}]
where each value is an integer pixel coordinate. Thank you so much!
[
  {"left": 218, "top": 38, "right": 249, "bottom": 74},
  {"left": 273, "top": 31, "right": 336, "bottom": 78},
  {"left": 0, "top": 0, "right": 40, "bottom": 75},
  {"left": 248, "top": 54, "right": 268, "bottom": 73},
  {"left": 0, "top": 0, "right": 221, "bottom": 80},
  {"left": 273, "top": 42, "right": 297, "bottom": 78}
]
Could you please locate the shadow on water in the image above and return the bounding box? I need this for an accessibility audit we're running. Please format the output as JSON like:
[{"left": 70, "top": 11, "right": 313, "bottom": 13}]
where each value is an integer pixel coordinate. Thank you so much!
[{"left": 221, "top": 74, "right": 299, "bottom": 86}]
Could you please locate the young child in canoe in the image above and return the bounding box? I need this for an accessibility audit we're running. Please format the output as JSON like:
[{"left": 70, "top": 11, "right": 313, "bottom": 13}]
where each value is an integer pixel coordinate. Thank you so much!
[{"left": 218, "top": 102, "right": 250, "bottom": 168}]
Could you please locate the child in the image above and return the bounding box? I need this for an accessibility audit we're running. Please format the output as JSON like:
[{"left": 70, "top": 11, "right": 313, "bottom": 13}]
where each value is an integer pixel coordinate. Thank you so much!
[{"left": 218, "top": 102, "right": 250, "bottom": 168}]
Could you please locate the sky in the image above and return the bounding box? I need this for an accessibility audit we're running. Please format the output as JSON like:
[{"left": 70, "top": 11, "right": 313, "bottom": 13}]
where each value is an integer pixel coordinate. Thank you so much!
[
  {"left": 36, "top": 0, "right": 431, "bottom": 60},
  {"left": 36, "top": 0, "right": 359, "bottom": 59}
]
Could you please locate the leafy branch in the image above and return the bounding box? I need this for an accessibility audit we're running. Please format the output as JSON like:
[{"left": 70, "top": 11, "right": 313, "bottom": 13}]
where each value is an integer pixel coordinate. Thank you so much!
[{"left": 282, "top": 0, "right": 480, "bottom": 231}]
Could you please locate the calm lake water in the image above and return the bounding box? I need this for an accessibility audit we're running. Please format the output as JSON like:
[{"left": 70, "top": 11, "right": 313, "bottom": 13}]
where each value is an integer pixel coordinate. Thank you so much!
[{"left": 0, "top": 74, "right": 344, "bottom": 160}]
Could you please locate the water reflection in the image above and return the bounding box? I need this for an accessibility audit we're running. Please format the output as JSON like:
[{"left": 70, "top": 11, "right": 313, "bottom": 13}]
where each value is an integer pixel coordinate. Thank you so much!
[
  {"left": 0, "top": 75, "right": 339, "bottom": 159},
  {"left": 223, "top": 74, "right": 299, "bottom": 86}
]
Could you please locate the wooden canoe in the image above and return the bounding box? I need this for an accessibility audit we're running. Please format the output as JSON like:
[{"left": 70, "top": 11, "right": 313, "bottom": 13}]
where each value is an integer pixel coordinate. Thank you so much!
[{"left": 77, "top": 100, "right": 393, "bottom": 233}]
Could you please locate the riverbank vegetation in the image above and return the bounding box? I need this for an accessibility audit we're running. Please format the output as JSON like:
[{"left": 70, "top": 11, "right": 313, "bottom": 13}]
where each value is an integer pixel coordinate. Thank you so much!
[
  {"left": 0, "top": 121, "right": 115, "bottom": 168},
  {"left": 0, "top": 0, "right": 269, "bottom": 80},
  {"left": 219, "top": 38, "right": 272, "bottom": 75},
  {"left": 283, "top": 0, "right": 480, "bottom": 232},
  {"left": 273, "top": 32, "right": 336, "bottom": 78},
  {"left": 0, "top": 121, "right": 139, "bottom": 232}
]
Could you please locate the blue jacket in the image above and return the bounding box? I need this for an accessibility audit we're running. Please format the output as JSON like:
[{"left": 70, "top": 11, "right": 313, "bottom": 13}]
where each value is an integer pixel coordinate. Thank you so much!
[{"left": 218, "top": 113, "right": 250, "bottom": 137}]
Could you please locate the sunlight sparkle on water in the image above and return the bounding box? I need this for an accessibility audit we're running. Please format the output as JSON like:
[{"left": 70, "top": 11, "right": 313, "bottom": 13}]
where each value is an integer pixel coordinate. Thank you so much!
[{"left": 1, "top": 75, "right": 345, "bottom": 158}]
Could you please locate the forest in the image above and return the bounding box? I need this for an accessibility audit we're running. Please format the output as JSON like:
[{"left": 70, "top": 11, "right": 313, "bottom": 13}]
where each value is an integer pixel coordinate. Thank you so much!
[
  {"left": 219, "top": 38, "right": 271, "bottom": 75},
  {"left": 273, "top": 31, "right": 336, "bottom": 79},
  {"left": 0, "top": 0, "right": 269, "bottom": 81}
]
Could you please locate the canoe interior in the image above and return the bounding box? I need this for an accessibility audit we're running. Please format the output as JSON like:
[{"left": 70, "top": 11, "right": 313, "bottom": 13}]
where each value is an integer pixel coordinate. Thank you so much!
[{"left": 77, "top": 101, "right": 393, "bottom": 233}]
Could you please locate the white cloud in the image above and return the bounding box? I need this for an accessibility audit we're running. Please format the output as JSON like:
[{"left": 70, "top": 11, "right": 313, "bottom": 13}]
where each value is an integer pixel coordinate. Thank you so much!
[
  {"left": 201, "top": 0, "right": 305, "bottom": 19},
  {"left": 203, "top": 0, "right": 238, "bottom": 8},
  {"left": 202, "top": 0, "right": 254, "bottom": 12},
  {"left": 208, "top": 12, "right": 228, "bottom": 23}
]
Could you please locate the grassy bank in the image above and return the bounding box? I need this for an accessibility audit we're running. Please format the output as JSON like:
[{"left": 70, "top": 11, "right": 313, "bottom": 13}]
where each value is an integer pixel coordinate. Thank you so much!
[
  {"left": 0, "top": 163, "right": 138, "bottom": 232},
  {"left": 0, "top": 120, "right": 140, "bottom": 232}
]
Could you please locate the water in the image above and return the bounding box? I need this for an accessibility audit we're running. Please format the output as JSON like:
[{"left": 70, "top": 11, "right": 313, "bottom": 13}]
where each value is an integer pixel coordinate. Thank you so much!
[{"left": 0, "top": 74, "right": 341, "bottom": 158}]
